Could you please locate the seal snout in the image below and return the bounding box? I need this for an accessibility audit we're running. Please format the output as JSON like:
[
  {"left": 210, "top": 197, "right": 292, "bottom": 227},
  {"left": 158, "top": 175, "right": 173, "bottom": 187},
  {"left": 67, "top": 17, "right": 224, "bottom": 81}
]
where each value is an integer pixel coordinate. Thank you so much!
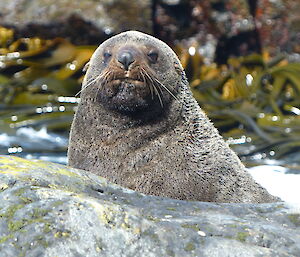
[{"left": 117, "top": 50, "right": 135, "bottom": 71}]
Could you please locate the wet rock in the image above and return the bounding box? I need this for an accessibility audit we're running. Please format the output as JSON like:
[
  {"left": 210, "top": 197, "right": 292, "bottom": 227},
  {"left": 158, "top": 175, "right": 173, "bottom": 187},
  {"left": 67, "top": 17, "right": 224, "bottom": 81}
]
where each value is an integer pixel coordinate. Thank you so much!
[
  {"left": 0, "top": 0, "right": 151, "bottom": 44},
  {"left": 154, "top": 0, "right": 260, "bottom": 64},
  {"left": 155, "top": 0, "right": 300, "bottom": 63},
  {"left": 0, "top": 155, "right": 299, "bottom": 257},
  {"left": 256, "top": 0, "right": 300, "bottom": 57}
]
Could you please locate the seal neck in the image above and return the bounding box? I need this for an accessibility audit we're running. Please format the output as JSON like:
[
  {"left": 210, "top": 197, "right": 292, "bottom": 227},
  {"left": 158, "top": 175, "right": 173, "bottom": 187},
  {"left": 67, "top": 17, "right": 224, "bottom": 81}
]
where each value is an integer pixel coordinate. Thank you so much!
[{"left": 81, "top": 96, "right": 183, "bottom": 134}]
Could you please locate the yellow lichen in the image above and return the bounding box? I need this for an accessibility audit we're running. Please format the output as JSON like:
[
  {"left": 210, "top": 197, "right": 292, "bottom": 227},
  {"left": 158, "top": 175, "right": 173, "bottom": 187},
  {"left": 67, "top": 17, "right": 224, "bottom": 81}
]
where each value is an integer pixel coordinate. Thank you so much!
[
  {"left": 0, "top": 156, "right": 80, "bottom": 178},
  {"left": 0, "top": 183, "right": 8, "bottom": 191},
  {"left": 133, "top": 228, "right": 141, "bottom": 234},
  {"left": 184, "top": 242, "right": 196, "bottom": 251},
  {"left": 55, "top": 168, "right": 80, "bottom": 178},
  {"left": 54, "top": 231, "right": 70, "bottom": 238}
]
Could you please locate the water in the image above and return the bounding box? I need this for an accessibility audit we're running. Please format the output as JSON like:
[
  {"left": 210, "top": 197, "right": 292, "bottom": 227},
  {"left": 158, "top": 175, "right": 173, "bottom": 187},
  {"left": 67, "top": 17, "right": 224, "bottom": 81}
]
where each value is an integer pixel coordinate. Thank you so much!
[
  {"left": 0, "top": 126, "right": 68, "bottom": 164},
  {"left": 249, "top": 166, "right": 300, "bottom": 207}
]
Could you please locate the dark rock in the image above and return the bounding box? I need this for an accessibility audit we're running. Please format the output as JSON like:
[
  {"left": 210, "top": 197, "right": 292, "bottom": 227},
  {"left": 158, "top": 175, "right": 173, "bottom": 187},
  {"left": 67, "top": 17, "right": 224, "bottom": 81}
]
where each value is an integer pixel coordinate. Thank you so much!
[
  {"left": 0, "top": 155, "right": 299, "bottom": 256},
  {"left": 154, "top": 0, "right": 300, "bottom": 63},
  {"left": 0, "top": 0, "right": 151, "bottom": 45},
  {"left": 256, "top": 0, "right": 300, "bottom": 57},
  {"left": 154, "top": 0, "right": 261, "bottom": 64}
]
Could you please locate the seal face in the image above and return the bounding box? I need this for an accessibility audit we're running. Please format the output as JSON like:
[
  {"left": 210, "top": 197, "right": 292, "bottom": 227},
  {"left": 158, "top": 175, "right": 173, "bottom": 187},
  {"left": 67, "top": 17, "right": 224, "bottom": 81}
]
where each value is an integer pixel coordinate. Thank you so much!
[
  {"left": 83, "top": 34, "right": 178, "bottom": 116},
  {"left": 68, "top": 31, "right": 279, "bottom": 203}
]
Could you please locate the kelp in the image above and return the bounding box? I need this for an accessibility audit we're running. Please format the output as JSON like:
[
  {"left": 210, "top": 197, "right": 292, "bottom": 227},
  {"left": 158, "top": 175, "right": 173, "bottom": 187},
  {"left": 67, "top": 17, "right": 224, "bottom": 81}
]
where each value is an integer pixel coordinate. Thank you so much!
[
  {"left": 0, "top": 26, "right": 96, "bottom": 132},
  {"left": 0, "top": 26, "right": 96, "bottom": 158},
  {"left": 176, "top": 44, "right": 300, "bottom": 163},
  {"left": 1, "top": 26, "right": 300, "bottom": 164}
]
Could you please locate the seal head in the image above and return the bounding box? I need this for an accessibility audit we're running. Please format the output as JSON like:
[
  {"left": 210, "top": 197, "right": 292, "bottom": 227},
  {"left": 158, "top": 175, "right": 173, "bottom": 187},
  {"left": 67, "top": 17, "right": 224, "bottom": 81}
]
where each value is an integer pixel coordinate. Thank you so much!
[{"left": 82, "top": 31, "right": 180, "bottom": 117}]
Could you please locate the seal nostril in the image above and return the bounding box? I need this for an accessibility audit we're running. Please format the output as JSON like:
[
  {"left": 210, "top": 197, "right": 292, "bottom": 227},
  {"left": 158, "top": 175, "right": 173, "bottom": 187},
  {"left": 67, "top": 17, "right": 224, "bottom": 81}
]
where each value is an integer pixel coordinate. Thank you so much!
[{"left": 118, "top": 52, "right": 134, "bottom": 70}]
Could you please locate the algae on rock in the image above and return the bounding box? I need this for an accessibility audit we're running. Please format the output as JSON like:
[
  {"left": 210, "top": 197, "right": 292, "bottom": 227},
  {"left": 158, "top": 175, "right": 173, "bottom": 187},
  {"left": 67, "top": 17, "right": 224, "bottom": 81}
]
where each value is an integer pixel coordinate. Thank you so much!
[{"left": 0, "top": 155, "right": 299, "bottom": 257}]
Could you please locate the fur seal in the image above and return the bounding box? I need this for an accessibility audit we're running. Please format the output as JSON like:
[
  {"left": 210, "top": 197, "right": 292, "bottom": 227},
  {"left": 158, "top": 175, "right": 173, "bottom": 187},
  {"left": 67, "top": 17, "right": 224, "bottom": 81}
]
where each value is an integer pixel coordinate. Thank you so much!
[{"left": 68, "top": 31, "right": 279, "bottom": 203}]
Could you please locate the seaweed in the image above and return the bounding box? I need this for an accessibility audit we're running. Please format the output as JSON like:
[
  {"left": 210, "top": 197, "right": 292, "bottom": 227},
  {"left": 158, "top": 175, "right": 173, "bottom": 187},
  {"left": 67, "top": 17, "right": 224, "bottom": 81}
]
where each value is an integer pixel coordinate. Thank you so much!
[
  {"left": 1, "top": 26, "right": 300, "bottom": 165},
  {"left": 175, "top": 43, "right": 300, "bottom": 162}
]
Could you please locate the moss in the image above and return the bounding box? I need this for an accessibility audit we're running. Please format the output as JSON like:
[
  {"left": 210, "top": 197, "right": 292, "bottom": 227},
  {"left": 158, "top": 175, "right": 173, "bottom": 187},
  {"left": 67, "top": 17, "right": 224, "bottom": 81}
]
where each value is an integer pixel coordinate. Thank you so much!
[
  {"left": 20, "top": 197, "right": 33, "bottom": 204},
  {"left": 55, "top": 168, "right": 80, "bottom": 178},
  {"left": 0, "top": 156, "right": 80, "bottom": 179},
  {"left": 0, "top": 166, "right": 27, "bottom": 174},
  {"left": 166, "top": 207, "right": 176, "bottom": 211},
  {"left": 32, "top": 208, "right": 49, "bottom": 219},
  {"left": 51, "top": 200, "right": 65, "bottom": 208},
  {"left": 181, "top": 223, "right": 200, "bottom": 231},
  {"left": 19, "top": 252, "right": 25, "bottom": 257},
  {"left": 166, "top": 249, "right": 175, "bottom": 256},
  {"left": 34, "top": 235, "right": 49, "bottom": 248},
  {"left": 236, "top": 232, "right": 249, "bottom": 242},
  {"left": 1, "top": 203, "right": 52, "bottom": 233},
  {"left": 184, "top": 242, "right": 196, "bottom": 251},
  {"left": 54, "top": 231, "right": 71, "bottom": 238},
  {"left": 287, "top": 214, "right": 300, "bottom": 227},
  {"left": 8, "top": 220, "right": 26, "bottom": 231},
  {"left": 145, "top": 215, "right": 160, "bottom": 222},
  {"left": 43, "top": 223, "right": 52, "bottom": 233},
  {"left": 8, "top": 217, "right": 48, "bottom": 233},
  {"left": 141, "top": 230, "right": 160, "bottom": 243},
  {"left": 0, "top": 156, "right": 33, "bottom": 174},
  {"left": 224, "top": 235, "right": 234, "bottom": 239},
  {"left": 0, "top": 204, "right": 24, "bottom": 218},
  {"left": 13, "top": 187, "right": 26, "bottom": 197},
  {"left": 0, "top": 234, "right": 13, "bottom": 244}
]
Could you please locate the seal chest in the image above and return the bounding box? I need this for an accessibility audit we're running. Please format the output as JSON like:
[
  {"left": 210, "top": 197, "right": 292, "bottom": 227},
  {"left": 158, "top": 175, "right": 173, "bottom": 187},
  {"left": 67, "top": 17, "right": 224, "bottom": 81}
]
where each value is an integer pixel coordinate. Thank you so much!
[{"left": 68, "top": 31, "right": 279, "bottom": 203}]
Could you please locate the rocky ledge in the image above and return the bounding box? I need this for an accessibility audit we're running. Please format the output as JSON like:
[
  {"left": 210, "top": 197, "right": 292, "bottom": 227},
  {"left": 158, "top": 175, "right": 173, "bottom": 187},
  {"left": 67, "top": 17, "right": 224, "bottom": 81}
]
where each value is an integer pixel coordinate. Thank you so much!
[{"left": 0, "top": 156, "right": 299, "bottom": 257}]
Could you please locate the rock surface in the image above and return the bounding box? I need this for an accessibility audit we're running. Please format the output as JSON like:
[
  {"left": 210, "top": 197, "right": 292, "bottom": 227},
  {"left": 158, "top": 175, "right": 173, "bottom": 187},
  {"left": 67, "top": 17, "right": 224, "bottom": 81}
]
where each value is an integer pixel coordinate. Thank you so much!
[
  {"left": 0, "top": 0, "right": 151, "bottom": 44},
  {"left": 155, "top": 0, "right": 300, "bottom": 63},
  {"left": 0, "top": 155, "right": 299, "bottom": 257}
]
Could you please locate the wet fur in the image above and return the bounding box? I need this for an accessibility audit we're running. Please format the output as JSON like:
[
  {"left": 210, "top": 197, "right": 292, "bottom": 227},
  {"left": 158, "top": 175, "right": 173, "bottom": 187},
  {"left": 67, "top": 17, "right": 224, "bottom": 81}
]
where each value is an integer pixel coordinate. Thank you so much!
[{"left": 68, "top": 31, "right": 280, "bottom": 203}]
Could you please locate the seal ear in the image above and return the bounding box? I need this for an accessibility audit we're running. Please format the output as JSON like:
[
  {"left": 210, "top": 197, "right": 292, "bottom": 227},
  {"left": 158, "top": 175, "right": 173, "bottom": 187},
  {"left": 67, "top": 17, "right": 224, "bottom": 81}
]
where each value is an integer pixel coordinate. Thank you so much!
[{"left": 82, "top": 62, "right": 90, "bottom": 72}]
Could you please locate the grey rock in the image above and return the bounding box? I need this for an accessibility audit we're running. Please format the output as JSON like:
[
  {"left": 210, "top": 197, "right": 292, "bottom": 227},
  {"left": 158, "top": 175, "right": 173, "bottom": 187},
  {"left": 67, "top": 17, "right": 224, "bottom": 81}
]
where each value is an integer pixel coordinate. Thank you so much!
[
  {"left": 0, "top": 155, "right": 299, "bottom": 257},
  {"left": 0, "top": 0, "right": 151, "bottom": 39}
]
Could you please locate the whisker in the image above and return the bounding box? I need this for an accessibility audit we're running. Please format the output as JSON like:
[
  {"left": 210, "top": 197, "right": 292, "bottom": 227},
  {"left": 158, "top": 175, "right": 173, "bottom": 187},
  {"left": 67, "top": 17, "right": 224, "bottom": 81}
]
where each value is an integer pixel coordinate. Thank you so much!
[
  {"left": 140, "top": 68, "right": 154, "bottom": 99},
  {"left": 143, "top": 67, "right": 178, "bottom": 102},
  {"left": 93, "top": 70, "right": 112, "bottom": 101},
  {"left": 94, "top": 84, "right": 102, "bottom": 102},
  {"left": 142, "top": 68, "right": 164, "bottom": 107},
  {"left": 142, "top": 69, "right": 165, "bottom": 107},
  {"left": 152, "top": 76, "right": 178, "bottom": 101},
  {"left": 142, "top": 68, "right": 157, "bottom": 93},
  {"left": 75, "top": 76, "right": 98, "bottom": 97},
  {"left": 75, "top": 70, "right": 111, "bottom": 97},
  {"left": 142, "top": 69, "right": 163, "bottom": 107},
  {"left": 152, "top": 83, "right": 163, "bottom": 107}
]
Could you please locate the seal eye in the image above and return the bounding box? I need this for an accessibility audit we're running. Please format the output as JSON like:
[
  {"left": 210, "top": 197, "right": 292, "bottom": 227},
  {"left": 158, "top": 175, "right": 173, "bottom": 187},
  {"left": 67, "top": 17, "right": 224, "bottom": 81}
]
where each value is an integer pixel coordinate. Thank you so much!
[
  {"left": 147, "top": 50, "right": 158, "bottom": 63},
  {"left": 103, "top": 52, "right": 112, "bottom": 62}
]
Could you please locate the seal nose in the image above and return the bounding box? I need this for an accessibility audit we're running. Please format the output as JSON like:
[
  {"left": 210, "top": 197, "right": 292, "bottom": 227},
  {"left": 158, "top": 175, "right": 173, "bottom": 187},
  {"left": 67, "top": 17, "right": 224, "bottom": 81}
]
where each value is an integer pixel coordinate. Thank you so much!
[{"left": 117, "top": 51, "right": 134, "bottom": 70}]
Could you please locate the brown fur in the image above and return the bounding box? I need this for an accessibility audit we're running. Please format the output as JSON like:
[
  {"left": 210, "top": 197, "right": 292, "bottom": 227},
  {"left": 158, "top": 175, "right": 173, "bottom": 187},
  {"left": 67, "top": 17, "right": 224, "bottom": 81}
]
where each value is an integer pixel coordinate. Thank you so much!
[{"left": 68, "top": 31, "right": 279, "bottom": 203}]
